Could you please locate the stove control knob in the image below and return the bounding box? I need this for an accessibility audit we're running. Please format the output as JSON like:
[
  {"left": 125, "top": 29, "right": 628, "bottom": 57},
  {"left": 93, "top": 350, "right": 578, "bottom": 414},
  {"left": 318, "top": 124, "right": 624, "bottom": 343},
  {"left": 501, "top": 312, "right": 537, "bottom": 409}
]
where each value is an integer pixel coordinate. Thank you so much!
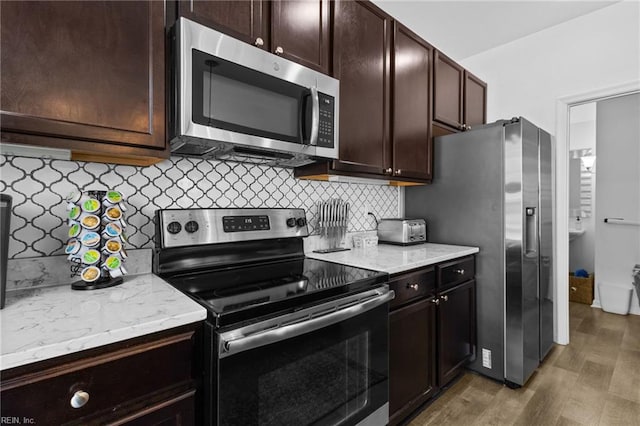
[
  {"left": 185, "top": 220, "right": 199, "bottom": 233},
  {"left": 167, "top": 221, "right": 182, "bottom": 234},
  {"left": 296, "top": 218, "right": 307, "bottom": 227},
  {"left": 286, "top": 218, "right": 296, "bottom": 228}
]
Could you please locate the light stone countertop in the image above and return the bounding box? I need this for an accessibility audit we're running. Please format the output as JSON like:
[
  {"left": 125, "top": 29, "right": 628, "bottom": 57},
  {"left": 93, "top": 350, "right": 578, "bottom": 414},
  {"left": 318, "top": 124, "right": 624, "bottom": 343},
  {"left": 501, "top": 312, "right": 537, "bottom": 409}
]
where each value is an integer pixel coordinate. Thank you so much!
[
  {"left": 0, "top": 273, "right": 207, "bottom": 371},
  {"left": 305, "top": 243, "right": 479, "bottom": 275}
]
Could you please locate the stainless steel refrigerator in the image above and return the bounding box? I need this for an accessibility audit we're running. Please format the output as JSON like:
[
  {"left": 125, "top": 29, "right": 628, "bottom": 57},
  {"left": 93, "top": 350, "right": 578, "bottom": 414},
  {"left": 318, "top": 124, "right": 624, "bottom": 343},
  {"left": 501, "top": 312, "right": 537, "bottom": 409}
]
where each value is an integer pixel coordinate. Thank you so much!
[{"left": 406, "top": 117, "right": 553, "bottom": 387}]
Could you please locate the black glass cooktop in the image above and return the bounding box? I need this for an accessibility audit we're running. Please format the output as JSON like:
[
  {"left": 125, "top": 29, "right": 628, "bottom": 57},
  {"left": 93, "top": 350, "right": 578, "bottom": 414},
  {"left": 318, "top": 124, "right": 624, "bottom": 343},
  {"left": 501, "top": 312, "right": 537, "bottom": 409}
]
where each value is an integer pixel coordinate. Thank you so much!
[{"left": 165, "top": 257, "right": 388, "bottom": 327}]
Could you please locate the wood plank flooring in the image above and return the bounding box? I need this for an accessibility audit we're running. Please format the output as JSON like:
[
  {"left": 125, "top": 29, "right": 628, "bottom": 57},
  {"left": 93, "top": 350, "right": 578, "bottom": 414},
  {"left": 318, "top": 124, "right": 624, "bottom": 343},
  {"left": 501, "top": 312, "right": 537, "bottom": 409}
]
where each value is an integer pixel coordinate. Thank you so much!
[{"left": 409, "top": 302, "right": 640, "bottom": 426}]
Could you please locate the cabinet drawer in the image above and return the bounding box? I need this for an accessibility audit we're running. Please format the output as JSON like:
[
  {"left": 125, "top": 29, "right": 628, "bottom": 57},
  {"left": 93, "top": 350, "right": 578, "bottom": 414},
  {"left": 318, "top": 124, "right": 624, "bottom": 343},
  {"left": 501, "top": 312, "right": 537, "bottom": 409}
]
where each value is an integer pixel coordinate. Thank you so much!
[
  {"left": 389, "top": 267, "right": 436, "bottom": 309},
  {"left": 437, "top": 256, "right": 475, "bottom": 290},
  {"left": 0, "top": 331, "right": 195, "bottom": 425}
]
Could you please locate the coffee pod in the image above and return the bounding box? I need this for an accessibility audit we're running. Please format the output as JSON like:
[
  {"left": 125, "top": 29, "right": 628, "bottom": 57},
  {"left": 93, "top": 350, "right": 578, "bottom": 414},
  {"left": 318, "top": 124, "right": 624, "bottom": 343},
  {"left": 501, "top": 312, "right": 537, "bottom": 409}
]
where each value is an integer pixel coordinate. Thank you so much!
[
  {"left": 68, "top": 223, "right": 81, "bottom": 238},
  {"left": 104, "top": 206, "right": 122, "bottom": 221},
  {"left": 81, "top": 265, "right": 101, "bottom": 283},
  {"left": 102, "top": 222, "right": 122, "bottom": 239},
  {"left": 103, "top": 190, "right": 127, "bottom": 211},
  {"left": 81, "top": 214, "right": 100, "bottom": 230},
  {"left": 65, "top": 239, "right": 81, "bottom": 258},
  {"left": 68, "top": 205, "right": 81, "bottom": 221},
  {"left": 80, "top": 231, "right": 101, "bottom": 247},
  {"left": 103, "top": 255, "right": 127, "bottom": 278},
  {"left": 66, "top": 191, "right": 82, "bottom": 205},
  {"left": 82, "top": 249, "right": 101, "bottom": 265},
  {"left": 102, "top": 238, "right": 121, "bottom": 254},
  {"left": 82, "top": 198, "right": 101, "bottom": 213}
]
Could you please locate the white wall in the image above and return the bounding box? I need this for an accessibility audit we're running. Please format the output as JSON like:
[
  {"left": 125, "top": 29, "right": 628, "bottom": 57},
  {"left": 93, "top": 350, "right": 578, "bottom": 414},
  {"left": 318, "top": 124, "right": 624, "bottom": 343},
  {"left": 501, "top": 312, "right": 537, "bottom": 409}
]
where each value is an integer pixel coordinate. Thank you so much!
[
  {"left": 461, "top": 1, "right": 640, "bottom": 131},
  {"left": 568, "top": 104, "right": 596, "bottom": 275},
  {"left": 594, "top": 93, "right": 640, "bottom": 314}
]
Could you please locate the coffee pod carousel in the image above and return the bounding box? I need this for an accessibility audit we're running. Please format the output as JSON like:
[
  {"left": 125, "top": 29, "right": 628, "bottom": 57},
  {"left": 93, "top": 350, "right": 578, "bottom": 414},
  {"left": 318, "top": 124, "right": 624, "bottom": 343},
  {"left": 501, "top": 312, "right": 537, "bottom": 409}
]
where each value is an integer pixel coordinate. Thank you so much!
[{"left": 65, "top": 190, "right": 128, "bottom": 290}]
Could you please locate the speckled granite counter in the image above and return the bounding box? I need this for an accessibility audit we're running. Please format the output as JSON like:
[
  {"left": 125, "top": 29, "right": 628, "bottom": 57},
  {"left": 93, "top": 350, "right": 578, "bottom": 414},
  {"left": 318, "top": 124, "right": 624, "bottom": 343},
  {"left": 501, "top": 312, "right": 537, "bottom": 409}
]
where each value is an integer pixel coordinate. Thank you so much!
[
  {"left": 0, "top": 274, "right": 206, "bottom": 371},
  {"left": 306, "top": 243, "right": 479, "bottom": 275}
]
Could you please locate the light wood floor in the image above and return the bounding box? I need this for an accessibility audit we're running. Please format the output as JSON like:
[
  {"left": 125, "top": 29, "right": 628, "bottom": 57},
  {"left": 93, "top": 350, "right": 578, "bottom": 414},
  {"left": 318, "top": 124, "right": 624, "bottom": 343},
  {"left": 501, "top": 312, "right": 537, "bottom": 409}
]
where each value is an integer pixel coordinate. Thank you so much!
[{"left": 409, "top": 302, "right": 640, "bottom": 425}]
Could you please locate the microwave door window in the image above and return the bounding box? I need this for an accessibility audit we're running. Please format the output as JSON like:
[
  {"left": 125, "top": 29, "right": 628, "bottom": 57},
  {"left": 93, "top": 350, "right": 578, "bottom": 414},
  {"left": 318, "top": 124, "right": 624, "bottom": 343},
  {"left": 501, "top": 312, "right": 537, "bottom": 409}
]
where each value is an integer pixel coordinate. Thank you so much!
[{"left": 193, "top": 49, "right": 305, "bottom": 144}]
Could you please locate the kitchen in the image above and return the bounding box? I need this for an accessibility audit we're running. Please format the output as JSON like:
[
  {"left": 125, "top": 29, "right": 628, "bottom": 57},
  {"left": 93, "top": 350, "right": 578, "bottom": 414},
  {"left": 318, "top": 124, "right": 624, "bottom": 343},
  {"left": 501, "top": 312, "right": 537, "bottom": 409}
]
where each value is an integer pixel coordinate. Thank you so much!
[{"left": 1, "top": 1, "right": 639, "bottom": 425}]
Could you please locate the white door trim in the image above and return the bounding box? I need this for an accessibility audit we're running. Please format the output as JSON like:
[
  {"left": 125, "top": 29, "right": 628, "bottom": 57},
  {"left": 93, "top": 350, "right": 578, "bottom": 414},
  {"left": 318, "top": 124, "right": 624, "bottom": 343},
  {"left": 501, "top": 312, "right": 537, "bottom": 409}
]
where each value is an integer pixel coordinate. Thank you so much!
[{"left": 554, "top": 80, "right": 640, "bottom": 345}]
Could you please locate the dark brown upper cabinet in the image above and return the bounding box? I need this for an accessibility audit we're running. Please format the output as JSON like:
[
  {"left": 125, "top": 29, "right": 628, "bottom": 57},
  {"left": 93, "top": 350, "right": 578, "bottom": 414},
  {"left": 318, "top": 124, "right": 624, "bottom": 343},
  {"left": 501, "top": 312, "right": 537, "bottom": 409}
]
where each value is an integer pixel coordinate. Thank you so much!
[
  {"left": 296, "top": 4, "right": 433, "bottom": 185},
  {"left": 330, "top": 0, "right": 392, "bottom": 176},
  {"left": 177, "top": 0, "right": 330, "bottom": 74},
  {"left": 392, "top": 22, "right": 433, "bottom": 182},
  {"left": 464, "top": 70, "right": 487, "bottom": 129},
  {"left": 433, "top": 50, "right": 487, "bottom": 132},
  {"left": 0, "top": 1, "right": 168, "bottom": 166}
]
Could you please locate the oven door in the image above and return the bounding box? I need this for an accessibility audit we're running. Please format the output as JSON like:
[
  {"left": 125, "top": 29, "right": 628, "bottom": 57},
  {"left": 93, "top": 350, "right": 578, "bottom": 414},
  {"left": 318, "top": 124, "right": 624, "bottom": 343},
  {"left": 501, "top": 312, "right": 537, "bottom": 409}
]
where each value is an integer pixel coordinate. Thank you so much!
[{"left": 210, "top": 287, "right": 393, "bottom": 426}]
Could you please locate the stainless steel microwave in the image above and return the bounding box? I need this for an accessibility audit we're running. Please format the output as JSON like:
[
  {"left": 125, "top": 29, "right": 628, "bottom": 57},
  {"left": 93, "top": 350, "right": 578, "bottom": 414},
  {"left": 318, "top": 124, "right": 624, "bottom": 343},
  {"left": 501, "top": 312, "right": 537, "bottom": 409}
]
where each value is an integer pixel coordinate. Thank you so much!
[{"left": 170, "top": 18, "right": 339, "bottom": 167}]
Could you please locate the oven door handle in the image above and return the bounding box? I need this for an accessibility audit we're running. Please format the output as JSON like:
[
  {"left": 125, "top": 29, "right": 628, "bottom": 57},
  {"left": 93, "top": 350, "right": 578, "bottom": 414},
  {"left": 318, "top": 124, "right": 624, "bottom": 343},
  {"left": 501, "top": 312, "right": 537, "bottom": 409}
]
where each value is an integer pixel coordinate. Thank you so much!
[{"left": 218, "top": 289, "right": 394, "bottom": 358}]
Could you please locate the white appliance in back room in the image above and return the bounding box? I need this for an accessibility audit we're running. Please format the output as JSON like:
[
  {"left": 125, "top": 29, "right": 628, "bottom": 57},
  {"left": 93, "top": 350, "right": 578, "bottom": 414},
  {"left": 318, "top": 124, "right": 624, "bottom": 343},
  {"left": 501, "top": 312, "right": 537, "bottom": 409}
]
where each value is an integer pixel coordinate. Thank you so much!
[{"left": 406, "top": 117, "right": 554, "bottom": 387}]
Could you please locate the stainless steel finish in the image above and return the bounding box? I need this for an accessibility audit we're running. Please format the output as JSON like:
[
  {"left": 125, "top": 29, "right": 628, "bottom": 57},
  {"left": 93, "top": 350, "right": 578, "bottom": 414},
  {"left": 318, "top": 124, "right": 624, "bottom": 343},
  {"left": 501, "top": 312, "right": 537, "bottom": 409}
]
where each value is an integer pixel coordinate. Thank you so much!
[
  {"left": 539, "top": 127, "right": 554, "bottom": 360},
  {"left": 377, "top": 218, "right": 426, "bottom": 245},
  {"left": 217, "top": 286, "right": 394, "bottom": 358},
  {"left": 355, "top": 402, "right": 389, "bottom": 426},
  {"left": 157, "top": 208, "right": 308, "bottom": 248},
  {"left": 0, "top": 194, "right": 11, "bottom": 310},
  {"left": 408, "top": 284, "right": 419, "bottom": 291},
  {"left": 275, "top": 46, "right": 284, "bottom": 55},
  {"left": 254, "top": 37, "right": 264, "bottom": 46},
  {"left": 405, "top": 117, "right": 554, "bottom": 387},
  {"left": 315, "top": 199, "right": 350, "bottom": 251},
  {"left": 309, "top": 87, "right": 319, "bottom": 146},
  {"left": 70, "top": 391, "right": 90, "bottom": 409},
  {"left": 173, "top": 18, "right": 339, "bottom": 165}
]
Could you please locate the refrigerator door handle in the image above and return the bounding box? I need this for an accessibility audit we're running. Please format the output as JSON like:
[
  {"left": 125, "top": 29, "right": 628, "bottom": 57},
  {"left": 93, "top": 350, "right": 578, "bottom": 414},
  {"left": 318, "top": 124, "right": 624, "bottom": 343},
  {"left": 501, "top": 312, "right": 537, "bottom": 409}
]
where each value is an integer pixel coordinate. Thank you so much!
[{"left": 524, "top": 207, "right": 538, "bottom": 258}]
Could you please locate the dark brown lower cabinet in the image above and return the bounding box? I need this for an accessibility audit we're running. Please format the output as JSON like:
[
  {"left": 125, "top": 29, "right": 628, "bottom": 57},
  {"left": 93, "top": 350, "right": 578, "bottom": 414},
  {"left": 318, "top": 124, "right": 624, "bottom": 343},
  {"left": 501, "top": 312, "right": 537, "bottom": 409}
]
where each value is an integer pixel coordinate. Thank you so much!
[
  {"left": 0, "top": 324, "right": 201, "bottom": 426},
  {"left": 389, "top": 297, "right": 437, "bottom": 425},
  {"left": 437, "top": 279, "right": 476, "bottom": 387},
  {"left": 389, "top": 257, "right": 476, "bottom": 424}
]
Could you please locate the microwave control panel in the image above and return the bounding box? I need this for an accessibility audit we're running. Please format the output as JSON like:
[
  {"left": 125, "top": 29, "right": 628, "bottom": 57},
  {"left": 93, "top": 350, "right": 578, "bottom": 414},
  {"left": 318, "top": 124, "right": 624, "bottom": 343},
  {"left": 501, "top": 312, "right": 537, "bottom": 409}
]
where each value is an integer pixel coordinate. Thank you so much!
[{"left": 317, "top": 93, "right": 335, "bottom": 148}]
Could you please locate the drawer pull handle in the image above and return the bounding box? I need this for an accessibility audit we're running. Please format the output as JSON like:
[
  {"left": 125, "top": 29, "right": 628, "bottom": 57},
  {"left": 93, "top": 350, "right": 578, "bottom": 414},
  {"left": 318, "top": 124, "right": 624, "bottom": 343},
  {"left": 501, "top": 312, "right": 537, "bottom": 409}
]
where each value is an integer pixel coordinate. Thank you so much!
[
  {"left": 70, "top": 391, "right": 90, "bottom": 409},
  {"left": 441, "top": 295, "right": 449, "bottom": 302},
  {"left": 431, "top": 298, "right": 440, "bottom": 305},
  {"left": 571, "top": 286, "right": 577, "bottom": 292},
  {"left": 454, "top": 268, "right": 465, "bottom": 275},
  {"left": 407, "top": 283, "right": 419, "bottom": 291}
]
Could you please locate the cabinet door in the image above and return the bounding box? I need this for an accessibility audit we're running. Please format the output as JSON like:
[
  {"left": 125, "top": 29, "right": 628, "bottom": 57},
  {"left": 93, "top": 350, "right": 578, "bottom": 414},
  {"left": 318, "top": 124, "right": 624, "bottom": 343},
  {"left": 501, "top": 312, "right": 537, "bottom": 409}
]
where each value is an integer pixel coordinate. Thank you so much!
[
  {"left": 178, "top": 0, "right": 269, "bottom": 48},
  {"left": 0, "top": 1, "right": 166, "bottom": 162},
  {"left": 433, "top": 50, "right": 464, "bottom": 131},
  {"left": 392, "top": 22, "right": 433, "bottom": 182},
  {"left": 389, "top": 297, "right": 437, "bottom": 425},
  {"left": 463, "top": 71, "right": 487, "bottom": 130},
  {"left": 332, "top": 0, "right": 391, "bottom": 175},
  {"left": 271, "top": 0, "right": 330, "bottom": 74},
  {"left": 437, "top": 279, "right": 476, "bottom": 387}
]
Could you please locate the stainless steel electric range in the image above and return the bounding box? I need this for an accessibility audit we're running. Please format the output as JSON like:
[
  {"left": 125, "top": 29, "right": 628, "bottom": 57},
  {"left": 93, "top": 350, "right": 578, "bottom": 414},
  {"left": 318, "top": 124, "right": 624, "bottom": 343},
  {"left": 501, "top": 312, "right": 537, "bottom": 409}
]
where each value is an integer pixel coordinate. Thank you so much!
[{"left": 153, "top": 208, "right": 393, "bottom": 426}]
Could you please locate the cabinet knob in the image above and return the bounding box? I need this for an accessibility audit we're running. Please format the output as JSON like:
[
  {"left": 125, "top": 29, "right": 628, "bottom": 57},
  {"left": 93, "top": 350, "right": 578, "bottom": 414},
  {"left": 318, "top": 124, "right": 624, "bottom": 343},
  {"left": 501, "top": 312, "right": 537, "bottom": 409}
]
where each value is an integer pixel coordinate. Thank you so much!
[
  {"left": 441, "top": 295, "right": 449, "bottom": 302},
  {"left": 396, "top": 169, "right": 402, "bottom": 175},
  {"left": 70, "top": 390, "right": 90, "bottom": 409},
  {"left": 454, "top": 268, "right": 465, "bottom": 275},
  {"left": 275, "top": 46, "right": 284, "bottom": 55},
  {"left": 407, "top": 283, "right": 419, "bottom": 291},
  {"left": 571, "top": 286, "right": 577, "bottom": 292},
  {"left": 384, "top": 167, "right": 393, "bottom": 174},
  {"left": 254, "top": 37, "right": 264, "bottom": 47},
  {"left": 467, "top": 125, "right": 472, "bottom": 130},
  {"left": 431, "top": 298, "right": 440, "bottom": 305}
]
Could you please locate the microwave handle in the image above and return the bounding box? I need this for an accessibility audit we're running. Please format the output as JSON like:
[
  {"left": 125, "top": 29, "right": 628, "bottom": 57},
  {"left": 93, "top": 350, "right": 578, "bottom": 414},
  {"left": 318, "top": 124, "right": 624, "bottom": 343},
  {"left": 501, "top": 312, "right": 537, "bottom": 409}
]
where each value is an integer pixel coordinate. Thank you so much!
[{"left": 308, "top": 87, "right": 319, "bottom": 146}]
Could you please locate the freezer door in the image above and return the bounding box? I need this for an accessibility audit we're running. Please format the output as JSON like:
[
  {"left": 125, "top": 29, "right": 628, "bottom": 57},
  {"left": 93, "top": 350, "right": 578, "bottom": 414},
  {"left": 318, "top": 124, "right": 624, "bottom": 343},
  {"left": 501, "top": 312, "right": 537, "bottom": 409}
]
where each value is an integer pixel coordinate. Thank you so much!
[
  {"left": 504, "top": 119, "right": 540, "bottom": 386},
  {"left": 538, "top": 128, "right": 554, "bottom": 360}
]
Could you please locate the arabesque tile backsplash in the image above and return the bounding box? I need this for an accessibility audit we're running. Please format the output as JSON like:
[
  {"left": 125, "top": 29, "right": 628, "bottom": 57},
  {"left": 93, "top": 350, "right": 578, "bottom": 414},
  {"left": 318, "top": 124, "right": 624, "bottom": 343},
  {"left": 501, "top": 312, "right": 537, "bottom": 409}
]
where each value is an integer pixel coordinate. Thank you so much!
[{"left": 0, "top": 155, "right": 400, "bottom": 259}]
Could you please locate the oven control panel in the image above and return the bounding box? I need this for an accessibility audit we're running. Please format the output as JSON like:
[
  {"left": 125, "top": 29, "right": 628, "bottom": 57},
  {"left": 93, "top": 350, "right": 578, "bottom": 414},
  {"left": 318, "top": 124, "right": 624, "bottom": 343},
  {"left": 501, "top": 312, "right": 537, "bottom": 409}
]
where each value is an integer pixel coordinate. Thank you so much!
[{"left": 156, "top": 208, "right": 309, "bottom": 248}]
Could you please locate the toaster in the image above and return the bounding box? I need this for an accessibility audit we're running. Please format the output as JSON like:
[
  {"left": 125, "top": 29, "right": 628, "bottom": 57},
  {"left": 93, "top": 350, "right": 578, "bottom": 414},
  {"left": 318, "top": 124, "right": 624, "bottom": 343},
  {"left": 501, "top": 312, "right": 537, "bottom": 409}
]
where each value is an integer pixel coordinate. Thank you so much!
[{"left": 377, "top": 218, "right": 426, "bottom": 245}]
